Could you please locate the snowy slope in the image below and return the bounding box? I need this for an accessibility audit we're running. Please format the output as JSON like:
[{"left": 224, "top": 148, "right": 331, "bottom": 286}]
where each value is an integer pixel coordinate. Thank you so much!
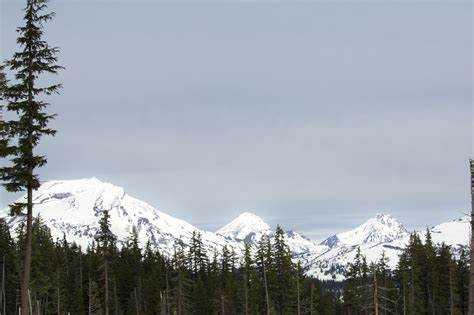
[
  {"left": 304, "top": 215, "right": 469, "bottom": 281},
  {"left": 421, "top": 216, "right": 470, "bottom": 247},
  {"left": 216, "top": 212, "right": 271, "bottom": 243},
  {"left": 324, "top": 214, "right": 408, "bottom": 248},
  {"left": 0, "top": 178, "right": 469, "bottom": 281},
  {"left": 0, "top": 178, "right": 235, "bottom": 257}
]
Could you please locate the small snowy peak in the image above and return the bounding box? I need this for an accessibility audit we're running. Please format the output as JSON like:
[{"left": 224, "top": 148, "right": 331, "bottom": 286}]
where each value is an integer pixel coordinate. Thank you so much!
[
  {"left": 327, "top": 213, "right": 408, "bottom": 247},
  {"left": 285, "top": 230, "right": 310, "bottom": 241},
  {"left": 421, "top": 215, "right": 470, "bottom": 247},
  {"left": 216, "top": 212, "right": 271, "bottom": 243}
]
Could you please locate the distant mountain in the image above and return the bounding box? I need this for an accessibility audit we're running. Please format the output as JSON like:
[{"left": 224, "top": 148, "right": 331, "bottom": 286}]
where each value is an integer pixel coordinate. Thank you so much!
[
  {"left": 216, "top": 212, "right": 271, "bottom": 243},
  {"left": 0, "top": 178, "right": 469, "bottom": 280},
  {"left": 303, "top": 214, "right": 469, "bottom": 281},
  {"left": 322, "top": 214, "right": 409, "bottom": 248},
  {"left": 0, "top": 178, "right": 233, "bottom": 258}
]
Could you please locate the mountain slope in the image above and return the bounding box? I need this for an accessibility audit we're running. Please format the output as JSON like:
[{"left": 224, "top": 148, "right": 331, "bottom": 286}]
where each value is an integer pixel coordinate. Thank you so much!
[
  {"left": 0, "top": 178, "right": 234, "bottom": 257},
  {"left": 0, "top": 178, "right": 469, "bottom": 280},
  {"left": 216, "top": 212, "right": 271, "bottom": 243},
  {"left": 304, "top": 214, "right": 469, "bottom": 280}
]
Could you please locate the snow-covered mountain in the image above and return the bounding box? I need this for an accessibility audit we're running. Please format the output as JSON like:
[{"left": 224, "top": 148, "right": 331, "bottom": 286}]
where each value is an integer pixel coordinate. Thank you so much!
[
  {"left": 303, "top": 214, "right": 469, "bottom": 281},
  {"left": 0, "top": 178, "right": 469, "bottom": 281},
  {"left": 0, "top": 178, "right": 234, "bottom": 257},
  {"left": 216, "top": 212, "right": 271, "bottom": 243},
  {"left": 321, "top": 214, "right": 408, "bottom": 248}
]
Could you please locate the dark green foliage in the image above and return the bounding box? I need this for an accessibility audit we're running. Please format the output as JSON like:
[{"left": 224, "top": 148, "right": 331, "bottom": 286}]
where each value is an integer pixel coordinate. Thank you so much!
[
  {"left": 272, "top": 226, "right": 297, "bottom": 314},
  {"left": 0, "top": 0, "right": 62, "bottom": 209},
  {"left": 1, "top": 1, "right": 62, "bottom": 313},
  {"left": 1, "top": 213, "right": 468, "bottom": 315},
  {"left": 0, "top": 218, "right": 18, "bottom": 314},
  {"left": 2, "top": 216, "right": 334, "bottom": 314},
  {"left": 455, "top": 248, "right": 469, "bottom": 314},
  {"left": 345, "top": 232, "right": 470, "bottom": 315}
]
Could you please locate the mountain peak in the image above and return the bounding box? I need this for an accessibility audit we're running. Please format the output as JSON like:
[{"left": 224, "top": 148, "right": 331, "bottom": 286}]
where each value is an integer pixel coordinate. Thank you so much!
[
  {"left": 374, "top": 213, "right": 395, "bottom": 222},
  {"left": 216, "top": 212, "right": 271, "bottom": 242},
  {"left": 321, "top": 213, "right": 408, "bottom": 248}
]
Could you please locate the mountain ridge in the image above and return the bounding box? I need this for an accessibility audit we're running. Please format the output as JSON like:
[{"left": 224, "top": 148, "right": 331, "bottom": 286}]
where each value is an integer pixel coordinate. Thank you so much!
[{"left": 0, "top": 178, "right": 468, "bottom": 280}]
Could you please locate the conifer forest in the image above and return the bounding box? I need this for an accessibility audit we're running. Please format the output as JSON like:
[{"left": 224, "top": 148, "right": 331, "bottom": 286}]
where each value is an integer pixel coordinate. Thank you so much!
[{"left": 0, "top": 211, "right": 470, "bottom": 314}]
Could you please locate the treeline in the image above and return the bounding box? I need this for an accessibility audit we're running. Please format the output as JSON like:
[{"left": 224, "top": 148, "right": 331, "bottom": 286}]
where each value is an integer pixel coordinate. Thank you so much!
[
  {"left": 0, "top": 210, "right": 470, "bottom": 314},
  {"left": 343, "top": 232, "right": 469, "bottom": 314},
  {"left": 0, "top": 210, "right": 339, "bottom": 314}
]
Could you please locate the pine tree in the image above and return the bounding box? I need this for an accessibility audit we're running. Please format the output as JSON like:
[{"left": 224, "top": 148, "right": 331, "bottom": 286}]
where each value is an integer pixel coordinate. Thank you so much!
[
  {"left": 96, "top": 210, "right": 117, "bottom": 314},
  {"left": 116, "top": 230, "right": 142, "bottom": 313},
  {"left": 241, "top": 242, "right": 255, "bottom": 315},
  {"left": 272, "top": 226, "right": 296, "bottom": 314},
  {"left": 0, "top": 1, "right": 62, "bottom": 313},
  {"left": 0, "top": 218, "right": 17, "bottom": 315},
  {"left": 255, "top": 235, "right": 273, "bottom": 314},
  {"left": 344, "top": 247, "right": 364, "bottom": 313},
  {"left": 301, "top": 278, "right": 320, "bottom": 315},
  {"left": 455, "top": 247, "right": 469, "bottom": 314},
  {"left": 141, "top": 241, "right": 165, "bottom": 314},
  {"left": 170, "top": 241, "right": 191, "bottom": 314},
  {"left": 425, "top": 229, "right": 437, "bottom": 313},
  {"left": 375, "top": 251, "right": 396, "bottom": 315}
]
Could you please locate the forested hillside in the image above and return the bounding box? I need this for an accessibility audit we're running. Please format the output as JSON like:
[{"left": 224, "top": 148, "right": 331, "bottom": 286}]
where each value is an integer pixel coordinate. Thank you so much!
[
  {"left": 0, "top": 211, "right": 339, "bottom": 314},
  {"left": 0, "top": 211, "right": 468, "bottom": 314}
]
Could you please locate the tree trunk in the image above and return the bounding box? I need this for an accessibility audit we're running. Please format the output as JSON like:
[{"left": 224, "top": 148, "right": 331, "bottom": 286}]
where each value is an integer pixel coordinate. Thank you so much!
[
  {"left": 296, "top": 264, "right": 301, "bottom": 315},
  {"left": 79, "top": 253, "right": 83, "bottom": 302},
  {"left": 160, "top": 291, "right": 166, "bottom": 315},
  {"left": 469, "top": 159, "right": 474, "bottom": 314},
  {"left": 244, "top": 273, "right": 248, "bottom": 315},
  {"left": 165, "top": 270, "right": 170, "bottom": 315},
  {"left": 449, "top": 257, "right": 455, "bottom": 315},
  {"left": 105, "top": 258, "right": 109, "bottom": 315},
  {"left": 27, "top": 289, "right": 32, "bottom": 315},
  {"left": 1, "top": 255, "right": 5, "bottom": 315},
  {"left": 57, "top": 269, "right": 60, "bottom": 315},
  {"left": 262, "top": 258, "right": 270, "bottom": 315},
  {"left": 177, "top": 270, "right": 182, "bottom": 315},
  {"left": 88, "top": 276, "right": 92, "bottom": 315},
  {"left": 21, "top": 185, "right": 33, "bottom": 315},
  {"left": 134, "top": 287, "right": 139, "bottom": 315},
  {"left": 373, "top": 272, "right": 378, "bottom": 315},
  {"left": 114, "top": 279, "right": 118, "bottom": 315}
]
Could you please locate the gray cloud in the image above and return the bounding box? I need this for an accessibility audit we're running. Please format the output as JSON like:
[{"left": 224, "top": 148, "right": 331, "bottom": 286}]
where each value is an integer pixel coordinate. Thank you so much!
[{"left": 1, "top": 0, "right": 472, "bottom": 239}]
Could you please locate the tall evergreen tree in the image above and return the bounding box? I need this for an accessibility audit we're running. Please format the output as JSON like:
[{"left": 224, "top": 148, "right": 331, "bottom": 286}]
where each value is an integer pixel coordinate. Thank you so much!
[
  {"left": 255, "top": 235, "right": 273, "bottom": 315},
  {"left": 96, "top": 210, "right": 117, "bottom": 314},
  {"left": 455, "top": 248, "right": 469, "bottom": 314},
  {"left": 0, "top": 0, "right": 62, "bottom": 313},
  {"left": 272, "top": 226, "right": 296, "bottom": 314}
]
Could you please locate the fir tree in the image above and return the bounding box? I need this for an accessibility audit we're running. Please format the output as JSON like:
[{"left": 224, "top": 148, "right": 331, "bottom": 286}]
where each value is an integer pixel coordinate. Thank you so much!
[
  {"left": 0, "top": 0, "right": 62, "bottom": 313},
  {"left": 455, "top": 247, "right": 469, "bottom": 314},
  {"left": 0, "top": 218, "right": 17, "bottom": 315},
  {"left": 96, "top": 210, "right": 117, "bottom": 314},
  {"left": 255, "top": 235, "right": 273, "bottom": 314},
  {"left": 272, "top": 226, "right": 296, "bottom": 314}
]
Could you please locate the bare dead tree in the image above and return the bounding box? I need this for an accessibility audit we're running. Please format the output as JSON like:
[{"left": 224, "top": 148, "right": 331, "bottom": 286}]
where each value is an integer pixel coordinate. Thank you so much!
[{"left": 469, "top": 159, "right": 474, "bottom": 314}]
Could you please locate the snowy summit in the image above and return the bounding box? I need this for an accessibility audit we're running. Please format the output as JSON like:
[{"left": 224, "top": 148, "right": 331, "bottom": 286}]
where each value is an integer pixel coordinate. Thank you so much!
[
  {"left": 0, "top": 178, "right": 469, "bottom": 280},
  {"left": 216, "top": 212, "right": 271, "bottom": 243}
]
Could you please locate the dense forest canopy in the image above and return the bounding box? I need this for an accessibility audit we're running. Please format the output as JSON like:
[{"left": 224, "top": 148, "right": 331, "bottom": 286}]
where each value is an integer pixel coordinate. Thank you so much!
[{"left": 0, "top": 211, "right": 469, "bottom": 314}]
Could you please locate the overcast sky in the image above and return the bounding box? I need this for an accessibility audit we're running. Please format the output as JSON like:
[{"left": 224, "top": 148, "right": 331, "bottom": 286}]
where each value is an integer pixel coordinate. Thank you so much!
[{"left": 0, "top": 0, "right": 472, "bottom": 240}]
